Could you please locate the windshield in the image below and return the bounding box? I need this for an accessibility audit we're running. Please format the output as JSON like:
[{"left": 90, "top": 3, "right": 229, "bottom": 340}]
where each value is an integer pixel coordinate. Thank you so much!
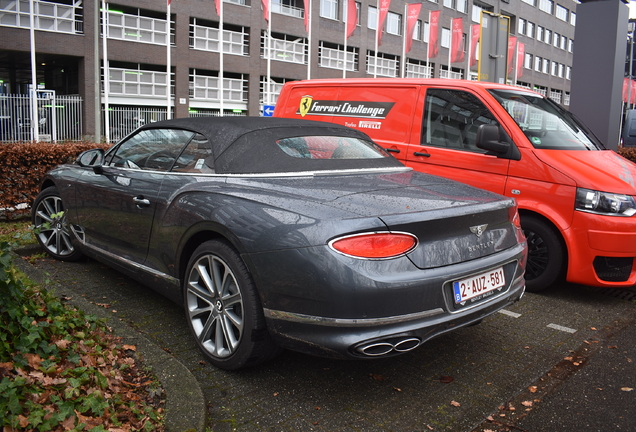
[{"left": 489, "top": 89, "right": 604, "bottom": 150}]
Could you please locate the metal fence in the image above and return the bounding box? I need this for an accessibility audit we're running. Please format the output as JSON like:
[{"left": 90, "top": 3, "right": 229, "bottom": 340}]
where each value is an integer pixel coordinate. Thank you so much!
[{"left": 0, "top": 92, "right": 83, "bottom": 142}]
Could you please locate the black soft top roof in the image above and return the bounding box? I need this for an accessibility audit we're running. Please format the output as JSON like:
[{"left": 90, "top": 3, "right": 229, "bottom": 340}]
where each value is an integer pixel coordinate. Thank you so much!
[{"left": 137, "top": 117, "right": 403, "bottom": 174}]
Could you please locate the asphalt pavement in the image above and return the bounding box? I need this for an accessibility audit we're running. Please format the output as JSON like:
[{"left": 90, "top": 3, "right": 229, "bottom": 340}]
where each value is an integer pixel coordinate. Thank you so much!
[{"left": 12, "top": 244, "right": 636, "bottom": 432}]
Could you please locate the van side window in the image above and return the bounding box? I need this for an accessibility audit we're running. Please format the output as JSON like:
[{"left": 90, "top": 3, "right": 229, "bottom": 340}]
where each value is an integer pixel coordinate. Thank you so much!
[{"left": 422, "top": 89, "right": 499, "bottom": 153}]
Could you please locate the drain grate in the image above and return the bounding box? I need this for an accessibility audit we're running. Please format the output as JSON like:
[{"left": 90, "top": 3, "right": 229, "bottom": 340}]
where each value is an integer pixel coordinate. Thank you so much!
[{"left": 589, "top": 287, "right": 636, "bottom": 302}]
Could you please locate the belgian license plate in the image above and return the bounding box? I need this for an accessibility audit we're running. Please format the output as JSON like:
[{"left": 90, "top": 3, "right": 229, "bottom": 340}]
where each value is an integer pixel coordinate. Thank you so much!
[{"left": 453, "top": 267, "right": 505, "bottom": 304}]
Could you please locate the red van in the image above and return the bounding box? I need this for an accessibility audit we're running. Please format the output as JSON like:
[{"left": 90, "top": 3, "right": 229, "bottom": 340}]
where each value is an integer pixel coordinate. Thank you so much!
[{"left": 274, "top": 78, "right": 636, "bottom": 292}]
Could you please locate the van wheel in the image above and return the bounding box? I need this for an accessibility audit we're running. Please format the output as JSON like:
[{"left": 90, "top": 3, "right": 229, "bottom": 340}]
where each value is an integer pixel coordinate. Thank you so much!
[
  {"left": 521, "top": 216, "right": 564, "bottom": 293},
  {"left": 183, "top": 240, "right": 281, "bottom": 370}
]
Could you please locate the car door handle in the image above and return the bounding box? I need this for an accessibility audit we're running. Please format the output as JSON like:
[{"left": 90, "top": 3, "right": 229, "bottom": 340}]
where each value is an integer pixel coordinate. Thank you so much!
[
  {"left": 385, "top": 148, "right": 400, "bottom": 153},
  {"left": 413, "top": 152, "right": 431, "bottom": 157},
  {"left": 133, "top": 196, "right": 151, "bottom": 208}
]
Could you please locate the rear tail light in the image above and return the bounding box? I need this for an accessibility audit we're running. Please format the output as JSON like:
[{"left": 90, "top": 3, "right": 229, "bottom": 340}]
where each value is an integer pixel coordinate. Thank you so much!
[
  {"left": 509, "top": 204, "right": 526, "bottom": 243},
  {"left": 329, "top": 232, "right": 418, "bottom": 259}
]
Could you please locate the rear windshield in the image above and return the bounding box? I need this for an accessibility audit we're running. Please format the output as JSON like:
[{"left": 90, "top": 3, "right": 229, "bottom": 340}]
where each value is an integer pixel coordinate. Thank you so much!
[
  {"left": 489, "top": 89, "right": 604, "bottom": 150},
  {"left": 277, "top": 136, "right": 390, "bottom": 159}
]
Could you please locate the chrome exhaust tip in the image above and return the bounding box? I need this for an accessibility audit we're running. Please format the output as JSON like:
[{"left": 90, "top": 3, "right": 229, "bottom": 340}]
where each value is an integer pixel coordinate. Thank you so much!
[{"left": 355, "top": 336, "right": 422, "bottom": 357}]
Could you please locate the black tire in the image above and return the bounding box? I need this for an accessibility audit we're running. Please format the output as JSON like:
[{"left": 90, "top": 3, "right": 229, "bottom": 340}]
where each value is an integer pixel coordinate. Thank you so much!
[
  {"left": 31, "top": 187, "right": 85, "bottom": 261},
  {"left": 522, "top": 215, "right": 565, "bottom": 293},
  {"left": 184, "top": 240, "right": 280, "bottom": 370}
]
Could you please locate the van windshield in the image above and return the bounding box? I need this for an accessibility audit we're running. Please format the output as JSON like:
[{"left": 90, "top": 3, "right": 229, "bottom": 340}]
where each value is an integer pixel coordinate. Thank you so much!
[{"left": 489, "top": 89, "right": 604, "bottom": 151}]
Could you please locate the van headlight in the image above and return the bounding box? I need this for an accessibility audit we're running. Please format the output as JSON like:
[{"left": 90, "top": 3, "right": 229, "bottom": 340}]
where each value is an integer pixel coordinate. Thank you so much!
[{"left": 575, "top": 188, "right": 636, "bottom": 216}]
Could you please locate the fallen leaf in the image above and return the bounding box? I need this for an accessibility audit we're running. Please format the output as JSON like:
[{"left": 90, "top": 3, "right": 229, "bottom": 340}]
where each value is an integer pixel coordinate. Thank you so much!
[
  {"left": 273, "top": 392, "right": 279, "bottom": 396},
  {"left": 621, "top": 387, "right": 634, "bottom": 392},
  {"left": 573, "top": 362, "right": 580, "bottom": 366},
  {"left": 528, "top": 386, "right": 538, "bottom": 393},
  {"left": 393, "top": 387, "right": 402, "bottom": 392},
  {"left": 439, "top": 375, "right": 454, "bottom": 384},
  {"left": 450, "top": 400, "right": 461, "bottom": 407},
  {"left": 522, "top": 401, "right": 533, "bottom": 407},
  {"left": 370, "top": 373, "right": 386, "bottom": 381},
  {"left": 123, "top": 344, "right": 136, "bottom": 351},
  {"left": 486, "top": 416, "right": 494, "bottom": 421},
  {"left": 609, "top": 345, "right": 618, "bottom": 349},
  {"left": 508, "top": 404, "right": 516, "bottom": 411},
  {"left": 591, "top": 327, "right": 597, "bottom": 330},
  {"left": 564, "top": 356, "right": 573, "bottom": 361}
]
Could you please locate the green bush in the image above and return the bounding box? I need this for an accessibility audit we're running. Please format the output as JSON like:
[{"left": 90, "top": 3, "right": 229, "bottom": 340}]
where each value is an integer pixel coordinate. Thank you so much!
[
  {"left": 0, "top": 142, "right": 111, "bottom": 219},
  {"left": 0, "top": 241, "right": 164, "bottom": 430}
]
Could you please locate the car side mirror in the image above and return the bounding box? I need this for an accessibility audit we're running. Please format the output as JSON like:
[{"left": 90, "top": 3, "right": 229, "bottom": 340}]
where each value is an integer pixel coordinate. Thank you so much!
[
  {"left": 476, "top": 124, "right": 510, "bottom": 154},
  {"left": 77, "top": 149, "right": 105, "bottom": 174}
]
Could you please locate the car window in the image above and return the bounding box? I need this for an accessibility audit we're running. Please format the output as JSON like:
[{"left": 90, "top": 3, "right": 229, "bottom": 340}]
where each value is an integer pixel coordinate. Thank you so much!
[
  {"left": 109, "top": 129, "right": 195, "bottom": 171},
  {"left": 171, "top": 133, "right": 215, "bottom": 173},
  {"left": 422, "top": 89, "right": 499, "bottom": 153},
  {"left": 277, "top": 136, "right": 389, "bottom": 159},
  {"left": 489, "top": 89, "right": 603, "bottom": 150}
]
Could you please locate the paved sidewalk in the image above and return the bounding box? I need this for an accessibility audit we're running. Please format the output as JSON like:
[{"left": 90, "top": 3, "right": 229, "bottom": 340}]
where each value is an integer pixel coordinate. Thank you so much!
[{"left": 13, "top": 244, "right": 636, "bottom": 431}]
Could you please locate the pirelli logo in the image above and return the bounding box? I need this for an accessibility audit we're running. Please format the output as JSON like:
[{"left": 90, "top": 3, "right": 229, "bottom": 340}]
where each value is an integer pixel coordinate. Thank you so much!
[{"left": 298, "top": 96, "right": 394, "bottom": 119}]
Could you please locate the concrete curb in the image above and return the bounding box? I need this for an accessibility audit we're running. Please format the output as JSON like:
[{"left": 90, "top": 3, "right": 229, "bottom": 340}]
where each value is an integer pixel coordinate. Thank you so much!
[{"left": 11, "top": 244, "right": 207, "bottom": 432}]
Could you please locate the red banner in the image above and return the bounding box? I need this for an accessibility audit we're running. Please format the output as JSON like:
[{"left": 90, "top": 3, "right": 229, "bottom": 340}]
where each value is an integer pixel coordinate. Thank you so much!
[
  {"left": 450, "top": 17, "right": 464, "bottom": 63},
  {"left": 623, "top": 78, "right": 636, "bottom": 104},
  {"left": 516, "top": 42, "right": 525, "bottom": 78},
  {"left": 214, "top": 0, "right": 221, "bottom": 16},
  {"left": 377, "top": 0, "right": 391, "bottom": 46},
  {"left": 507, "top": 36, "right": 517, "bottom": 75},
  {"left": 428, "top": 10, "right": 440, "bottom": 59},
  {"left": 405, "top": 3, "right": 422, "bottom": 53},
  {"left": 346, "top": 0, "right": 358, "bottom": 39},
  {"left": 262, "top": 0, "right": 269, "bottom": 22},
  {"left": 470, "top": 24, "right": 480, "bottom": 67},
  {"left": 304, "top": 0, "right": 309, "bottom": 33}
]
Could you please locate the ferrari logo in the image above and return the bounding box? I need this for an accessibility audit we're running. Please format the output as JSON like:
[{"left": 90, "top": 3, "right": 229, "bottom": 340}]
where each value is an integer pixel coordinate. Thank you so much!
[{"left": 299, "top": 95, "right": 313, "bottom": 117}]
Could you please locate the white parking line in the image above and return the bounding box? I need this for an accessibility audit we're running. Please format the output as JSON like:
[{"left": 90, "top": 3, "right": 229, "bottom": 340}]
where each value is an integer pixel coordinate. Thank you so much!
[
  {"left": 499, "top": 309, "right": 522, "bottom": 318},
  {"left": 547, "top": 323, "right": 577, "bottom": 333}
]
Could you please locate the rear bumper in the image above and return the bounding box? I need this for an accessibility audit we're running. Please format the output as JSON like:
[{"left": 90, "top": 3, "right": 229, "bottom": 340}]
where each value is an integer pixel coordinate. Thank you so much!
[
  {"left": 564, "top": 211, "right": 636, "bottom": 287},
  {"left": 259, "top": 243, "right": 526, "bottom": 359}
]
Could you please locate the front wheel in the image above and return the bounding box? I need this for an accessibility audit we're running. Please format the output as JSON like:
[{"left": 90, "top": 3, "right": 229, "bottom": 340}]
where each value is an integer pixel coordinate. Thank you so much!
[
  {"left": 184, "top": 240, "right": 280, "bottom": 370},
  {"left": 31, "top": 187, "right": 84, "bottom": 261},
  {"left": 522, "top": 215, "right": 565, "bottom": 293}
]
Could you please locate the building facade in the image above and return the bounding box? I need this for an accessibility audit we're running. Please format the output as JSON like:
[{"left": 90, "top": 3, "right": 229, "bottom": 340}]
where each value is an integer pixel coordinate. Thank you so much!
[{"left": 0, "top": 0, "right": 578, "bottom": 139}]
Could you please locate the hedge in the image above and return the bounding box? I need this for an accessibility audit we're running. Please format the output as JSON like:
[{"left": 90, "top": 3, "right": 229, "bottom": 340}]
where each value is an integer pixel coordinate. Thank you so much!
[{"left": 0, "top": 142, "right": 111, "bottom": 219}]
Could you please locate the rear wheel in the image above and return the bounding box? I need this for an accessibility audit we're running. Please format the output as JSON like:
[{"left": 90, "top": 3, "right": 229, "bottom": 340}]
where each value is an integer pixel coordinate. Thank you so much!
[
  {"left": 184, "top": 240, "right": 280, "bottom": 370},
  {"left": 522, "top": 215, "right": 564, "bottom": 292},
  {"left": 32, "top": 187, "right": 84, "bottom": 261}
]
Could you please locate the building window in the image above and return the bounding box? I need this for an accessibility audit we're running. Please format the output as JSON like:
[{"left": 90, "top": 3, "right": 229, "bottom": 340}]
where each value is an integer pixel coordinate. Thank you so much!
[
  {"left": 443, "top": 0, "right": 454, "bottom": 9},
  {"left": 542, "top": 58, "right": 549, "bottom": 74},
  {"left": 368, "top": 6, "right": 377, "bottom": 29},
  {"left": 261, "top": 31, "right": 307, "bottom": 64},
  {"left": 524, "top": 53, "right": 532, "bottom": 69},
  {"left": 558, "top": 63, "right": 564, "bottom": 78},
  {"left": 0, "top": 0, "right": 85, "bottom": 34},
  {"left": 559, "top": 35, "right": 566, "bottom": 50},
  {"left": 521, "top": 0, "right": 536, "bottom": 5},
  {"left": 413, "top": 20, "right": 422, "bottom": 40},
  {"left": 566, "top": 66, "right": 571, "bottom": 80},
  {"left": 539, "top": 0, "right": 553, "bottom": 14},
  {"left": 189, "top": 69, "right": 248, "bottom": 104},
  {"left": 190, "top": 18, "right": 249, "bottom": 56},
  {"left": 319, "top": 41, "right": 357, "bottom": 71},
  {"left": 406, "top": 59, "right": 433, "bottom": 78},
  {"left": 553, "top": 32, "right": 559, "bottom": 48},
  {"left": 272, "top": 0, "right": 305, "bottom": 19},
  {"left": 549, "top": 89, "right": 562, "bottom": 104},
  {"left": 441, "top": 27, "right": 450, "bottom": 48},
  {"left": 386, "top": 11, "right": 401, "bottom": 35},
  {"left": 555, "top": 5, "right": 568, "bottom": 22},
  {"left": 106, "top": 6, "right": 169, "bottom": 45},
  {"left": 320, "top": 0, "right": 338, "bottom": 20},
  {"left": 366, "top": 51, "right": 399, "bottom": 77},
  {"left": 518, "top": 18, "right": 526, "bottom": 35},
  {"left": 537, "top": 26, "right": 544, "bottom": 41},
  {"left": 551, "top": 61, "right": 557, "bottom": 76},
  {"left": 456, "top": 0, "right": 467, "bottom": 13},
  {"left": 568, "top": 39, "right": 573, "bottom": 53},
  {"left": 569, "top": 12, "right": 576, "bottom": 26},
  {"left": 534, "top": 56, "right": 541, "bottom": 71},
  {"left": 526, "top": 21, "right": 534, "bottom": 38},
  {"left": 107, "top": 62, "right": 169, "bottom": 99},
  {"left": 260, "top": 76, "right": 295, "bottom": 105},
  {"left": 544, "top": 29, "right": 551, "bottom": 44}
]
